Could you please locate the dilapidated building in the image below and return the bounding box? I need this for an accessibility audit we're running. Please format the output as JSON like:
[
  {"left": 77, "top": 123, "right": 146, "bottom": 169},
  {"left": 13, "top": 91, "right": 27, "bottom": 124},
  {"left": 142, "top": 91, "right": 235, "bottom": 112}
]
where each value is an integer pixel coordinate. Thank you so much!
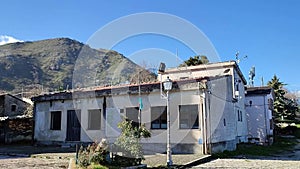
[
  {"left": 0, "top": 94, "right": 33, "bottom": 144},
  {"left": 32, "top": 61, "right": 248, "bottom": 154}
]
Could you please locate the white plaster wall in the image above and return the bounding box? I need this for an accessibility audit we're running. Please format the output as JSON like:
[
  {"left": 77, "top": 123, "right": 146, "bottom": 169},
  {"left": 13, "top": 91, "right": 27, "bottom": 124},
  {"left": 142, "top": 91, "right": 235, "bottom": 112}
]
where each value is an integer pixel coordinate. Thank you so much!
[
  {"left": 207, "top": 76, "right": 236, "bottom": 144},
  {"left": 74, "top": 97, "right": 106, "bottom": 142},
  {"left": 245, "top": 95, "right": 269, "bottom": 143},
  {"left": 35, "top": 98, "right": 107, "bottom": 142},
  {"left": 106, "top": 89, "right": 203, "bottom": 146},
  {"left": 35, "top": 87, "right": 203, "bottom": 147},
  {"left": 159, "top": 67, "right": 232, "bottom": 82},
  {"left": 233, "top": 69, "right": 248, "bottom": 142},
  {"left": 35, "top": 101, "right": 71, "bottom": 142}
]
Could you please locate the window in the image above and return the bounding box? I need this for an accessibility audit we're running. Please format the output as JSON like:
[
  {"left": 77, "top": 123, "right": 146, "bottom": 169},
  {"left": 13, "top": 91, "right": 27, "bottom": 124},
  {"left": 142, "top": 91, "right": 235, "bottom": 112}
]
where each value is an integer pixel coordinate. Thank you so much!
[
  {"left": 223, "top": 118, "right": 226, "bottom": 126},
  {"left": 11, "top": 105, "right": 17, "bottom": 112},
  {"left": 126, "top": 107, "right": 139, "bottom": 128},
  {"left": 50, "top": 111, "right": 61, "bottom": 130},
  {"left": 237, "top": 110, "right": 243, "bottom": 122},
  {"left": 179, "top": 104, "right": 199, "bottom": 129},
  {"left": 151, "top": 106, "right": 167, "bottom": 129},
  {"left": 88, "top": 109, "right": 101, "bottom": 130}
]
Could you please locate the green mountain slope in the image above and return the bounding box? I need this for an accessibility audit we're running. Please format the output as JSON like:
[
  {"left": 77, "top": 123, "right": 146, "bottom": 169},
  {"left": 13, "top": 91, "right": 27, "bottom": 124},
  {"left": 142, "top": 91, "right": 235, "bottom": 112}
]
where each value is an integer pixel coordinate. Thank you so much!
[{"left": 0, "top": 38, "right": 156, "bottom": 93}]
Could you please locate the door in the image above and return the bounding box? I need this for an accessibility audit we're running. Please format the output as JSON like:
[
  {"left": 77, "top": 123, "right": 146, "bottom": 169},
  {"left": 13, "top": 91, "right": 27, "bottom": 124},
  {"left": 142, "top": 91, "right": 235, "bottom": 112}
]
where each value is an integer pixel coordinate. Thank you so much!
[{"left": 66, "top": 110, "right": 81, "bottom": 141}]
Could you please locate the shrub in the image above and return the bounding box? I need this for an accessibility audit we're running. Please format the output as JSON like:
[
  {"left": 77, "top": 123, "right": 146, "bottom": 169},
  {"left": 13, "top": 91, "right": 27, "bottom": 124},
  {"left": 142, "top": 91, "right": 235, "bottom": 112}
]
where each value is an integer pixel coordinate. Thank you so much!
[
  {"left": 78, "top": 139, "right": 110, "bottom": 167},
  {"left": 113, "top": 119, "right": 151, "bottom": 165}
]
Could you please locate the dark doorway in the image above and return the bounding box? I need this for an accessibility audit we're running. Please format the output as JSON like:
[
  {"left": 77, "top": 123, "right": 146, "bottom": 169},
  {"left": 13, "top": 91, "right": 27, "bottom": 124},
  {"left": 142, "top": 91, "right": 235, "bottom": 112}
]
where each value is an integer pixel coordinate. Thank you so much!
[{"left": 66, "top": 110, "right": 81, "bottom": 141}]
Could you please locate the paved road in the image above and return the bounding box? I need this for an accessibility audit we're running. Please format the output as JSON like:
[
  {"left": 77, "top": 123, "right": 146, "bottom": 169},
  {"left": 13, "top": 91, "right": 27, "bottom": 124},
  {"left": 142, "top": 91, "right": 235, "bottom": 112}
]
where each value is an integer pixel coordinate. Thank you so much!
[
  {"left": 194, "top": 139, "right": 300, "bottom": 169},
  {"left": 193, "top": 158, "right": 300, "bottom": 169}
]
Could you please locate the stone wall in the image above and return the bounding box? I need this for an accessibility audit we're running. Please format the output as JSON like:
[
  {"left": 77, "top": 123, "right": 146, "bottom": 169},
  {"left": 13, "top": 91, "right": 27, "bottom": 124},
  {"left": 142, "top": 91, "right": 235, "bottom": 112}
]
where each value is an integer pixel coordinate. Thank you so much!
[
  {"left": 0, "top": 117, "right": 33, "bottom": 144},
  {"left": 4, "top": 94, "right": 29, "bottom": 117}
]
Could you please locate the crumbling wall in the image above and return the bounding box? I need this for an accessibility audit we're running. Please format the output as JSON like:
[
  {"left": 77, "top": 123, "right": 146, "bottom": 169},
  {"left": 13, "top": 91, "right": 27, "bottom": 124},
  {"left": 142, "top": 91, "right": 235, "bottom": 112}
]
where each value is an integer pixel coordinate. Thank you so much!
[
  {"left": 0, "top": 117, "right": 33, "bottom": 144},
  {"left": 4, "top": 94, "right": 29, "bottom": 117}
]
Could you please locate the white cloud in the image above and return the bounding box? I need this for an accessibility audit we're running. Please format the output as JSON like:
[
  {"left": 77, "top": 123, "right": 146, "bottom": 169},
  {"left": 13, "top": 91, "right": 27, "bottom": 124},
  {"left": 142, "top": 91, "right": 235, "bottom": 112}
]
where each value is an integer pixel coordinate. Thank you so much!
[
  {"left": 0, "top": 35, "right": 23, "bottom": 45},
  {"left": 296, "top": 91, "right": 300, "bottom": 98}
]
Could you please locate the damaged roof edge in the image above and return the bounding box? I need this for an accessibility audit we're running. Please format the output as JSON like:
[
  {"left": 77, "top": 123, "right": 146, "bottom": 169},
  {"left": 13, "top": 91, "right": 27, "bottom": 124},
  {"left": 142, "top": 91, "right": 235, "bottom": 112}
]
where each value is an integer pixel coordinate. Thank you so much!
[{"left": 31, "top": 77, "right": 211, "bottom": 102}]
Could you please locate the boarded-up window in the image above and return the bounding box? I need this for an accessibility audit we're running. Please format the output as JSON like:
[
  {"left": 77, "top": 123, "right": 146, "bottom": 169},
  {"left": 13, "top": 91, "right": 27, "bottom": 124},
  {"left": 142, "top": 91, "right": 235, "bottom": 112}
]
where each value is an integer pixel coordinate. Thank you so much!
[
  {"left": 179, "top": 105, "right": 199, "bottom": 129},
  {"left": 126, "top": 107, "right": 139, "bottom": 128},
  {"left": 88, "top": 109, "right": 101, "bottom": 130},
  {"left": 151, "top": 106, "right": 167, "bottom": 129},
  {"left": 50, "top": 111, "right": 61, "bottom": 130}
]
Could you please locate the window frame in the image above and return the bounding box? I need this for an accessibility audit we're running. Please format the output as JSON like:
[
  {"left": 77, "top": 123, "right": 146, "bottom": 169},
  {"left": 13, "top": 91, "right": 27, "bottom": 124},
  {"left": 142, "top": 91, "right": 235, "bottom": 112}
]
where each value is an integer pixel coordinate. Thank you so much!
[
  {"left": 87, "top": 109, "right": 101, "bottom": 130},
  {"left": 125, "top": 107, "right": 139, "bottom": 129},
  {"left": 151, "top": 106, "right": 167, "bottom": 130},
  {"left": 179, "top": 104, "right": 199, "bottom": 129},
  {"left": 50, "top": 111, "right": 62, "bottom": 130}
]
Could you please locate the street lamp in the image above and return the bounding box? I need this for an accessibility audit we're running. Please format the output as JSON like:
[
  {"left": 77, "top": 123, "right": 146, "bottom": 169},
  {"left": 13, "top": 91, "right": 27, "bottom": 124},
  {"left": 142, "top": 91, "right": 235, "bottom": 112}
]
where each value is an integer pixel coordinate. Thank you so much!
[{"left": 163, "top": 76, "right": 173, "bottom": 166}]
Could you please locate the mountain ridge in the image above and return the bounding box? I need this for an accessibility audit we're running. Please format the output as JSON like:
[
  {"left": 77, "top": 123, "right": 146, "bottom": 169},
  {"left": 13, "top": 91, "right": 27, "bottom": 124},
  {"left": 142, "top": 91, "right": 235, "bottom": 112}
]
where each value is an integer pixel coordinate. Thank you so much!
[{"left": 0, "top": 37, "right": 156, "bottom": 95}]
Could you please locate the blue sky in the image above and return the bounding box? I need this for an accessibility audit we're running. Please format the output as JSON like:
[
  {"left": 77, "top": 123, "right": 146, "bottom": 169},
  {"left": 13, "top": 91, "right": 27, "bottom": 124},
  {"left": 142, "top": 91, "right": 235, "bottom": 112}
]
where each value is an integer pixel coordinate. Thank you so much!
[{"left": 1, "top": 0, "right": 300, "bottom": 92}]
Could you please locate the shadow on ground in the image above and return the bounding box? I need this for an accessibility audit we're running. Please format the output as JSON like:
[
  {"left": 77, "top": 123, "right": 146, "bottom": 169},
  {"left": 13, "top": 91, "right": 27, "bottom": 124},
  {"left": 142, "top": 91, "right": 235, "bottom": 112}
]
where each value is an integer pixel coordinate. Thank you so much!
[{"left": 0, "top": 143, "right": 76, "bottom": 158}]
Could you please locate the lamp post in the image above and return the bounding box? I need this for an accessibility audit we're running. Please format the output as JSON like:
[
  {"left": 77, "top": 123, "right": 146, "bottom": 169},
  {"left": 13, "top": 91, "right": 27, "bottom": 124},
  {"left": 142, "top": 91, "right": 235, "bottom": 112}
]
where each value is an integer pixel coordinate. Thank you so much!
[{"left": 163, "top": 76, "right": 173, "bottom": 166}]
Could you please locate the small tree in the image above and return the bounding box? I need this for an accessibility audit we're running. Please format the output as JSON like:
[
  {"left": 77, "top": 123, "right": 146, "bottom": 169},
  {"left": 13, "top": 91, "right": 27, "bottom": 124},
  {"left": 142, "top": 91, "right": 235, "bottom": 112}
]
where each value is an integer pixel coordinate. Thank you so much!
[
  {"left": 268, "top": 75, "right": 298, "bottom": 121},
  {"left": 114, "top": 119, "right": 151, "bottom": 160},
  {"left": 180, "top": 55, "right": 209, "bottom": 67}
]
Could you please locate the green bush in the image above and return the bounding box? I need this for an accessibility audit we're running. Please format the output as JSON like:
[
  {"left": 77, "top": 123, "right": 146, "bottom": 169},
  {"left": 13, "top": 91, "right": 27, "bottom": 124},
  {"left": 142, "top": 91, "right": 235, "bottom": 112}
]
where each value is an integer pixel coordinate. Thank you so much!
[
  {"left": 114, "top": 119, "right": 151, "bottom": 159},
  {"left": 113, "top": 118, "right": 151, "bottom": 166},
  {"left": 78, "top": 139, "right": 110, "bottom": 167}
]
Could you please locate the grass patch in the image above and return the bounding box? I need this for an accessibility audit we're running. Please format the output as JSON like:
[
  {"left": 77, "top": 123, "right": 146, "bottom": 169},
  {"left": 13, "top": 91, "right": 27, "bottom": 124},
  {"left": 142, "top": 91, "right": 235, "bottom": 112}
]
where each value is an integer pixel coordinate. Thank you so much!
[{"left": 213, "top": 136, "right": 297, "bottom": 158}]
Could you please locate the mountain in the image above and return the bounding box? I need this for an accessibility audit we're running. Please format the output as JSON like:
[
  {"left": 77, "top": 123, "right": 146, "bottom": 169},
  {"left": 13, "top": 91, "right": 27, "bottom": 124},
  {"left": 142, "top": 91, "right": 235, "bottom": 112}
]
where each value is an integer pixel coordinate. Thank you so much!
[{"left": 0, "top": 38, "right": 156, "bottom": 94}]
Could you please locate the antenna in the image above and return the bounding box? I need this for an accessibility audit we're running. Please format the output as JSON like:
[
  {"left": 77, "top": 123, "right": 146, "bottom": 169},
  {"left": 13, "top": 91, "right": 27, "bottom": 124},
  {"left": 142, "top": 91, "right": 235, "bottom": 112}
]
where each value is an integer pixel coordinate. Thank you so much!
[
  {"left": 249, "top": 66, "right": 255, "bottom": 87},
  {"left": 235, "top": 51, "right": 248, "bottom": 64},
  {"left": 261, "top": 77, "right": 264, "bottom": 86}
]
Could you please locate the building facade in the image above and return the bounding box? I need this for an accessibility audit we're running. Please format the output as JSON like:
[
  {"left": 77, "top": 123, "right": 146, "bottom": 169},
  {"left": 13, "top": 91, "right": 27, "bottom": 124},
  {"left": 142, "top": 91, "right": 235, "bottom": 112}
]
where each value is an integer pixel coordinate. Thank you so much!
[
  {"left": 245, "top": 86, "right": 274, "bottom": 145},
  {"left": 0, "top": 94, "right": 32, "bottom": 144},
  {"left": 32, "top": 61, "right": 248, "bottom": 154},
  {"left": 0, "top": 94, "right": 29, "bottom": 117}
]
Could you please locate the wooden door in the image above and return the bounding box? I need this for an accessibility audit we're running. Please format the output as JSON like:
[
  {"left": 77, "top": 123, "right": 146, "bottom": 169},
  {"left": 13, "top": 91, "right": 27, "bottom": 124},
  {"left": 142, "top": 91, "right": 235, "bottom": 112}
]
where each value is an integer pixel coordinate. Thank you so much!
[{"left": 66, "top": 110, "right": 81, "bottom": 141}]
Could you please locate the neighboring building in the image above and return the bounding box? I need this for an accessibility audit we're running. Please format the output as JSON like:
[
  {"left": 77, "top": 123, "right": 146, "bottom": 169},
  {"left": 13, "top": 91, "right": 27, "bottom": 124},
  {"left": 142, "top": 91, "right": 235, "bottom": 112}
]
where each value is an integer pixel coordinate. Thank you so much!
[
  {"left": 0, "top": 94, "right": 30, "bottom": 117},
  {"left": 0, "top": 94, "right": 33, "bottom": 144},
  {"left": 159, "top": 61, "right": 249, "bottom": 145},
  {"left": 32, "top": 61, "right": 248, "bottom": 154},
  {"left": 245, "top": 86, "right": 274, "bottom": 145}
]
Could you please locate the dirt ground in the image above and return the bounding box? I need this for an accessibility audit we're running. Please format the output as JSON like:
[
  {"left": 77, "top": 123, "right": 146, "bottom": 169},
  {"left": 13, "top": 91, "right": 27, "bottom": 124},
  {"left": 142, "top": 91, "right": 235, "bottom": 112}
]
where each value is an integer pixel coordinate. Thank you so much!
[
  {"left": 0, "top": 144, "right": 75, "bottom": 169},
  {"left": 0, "top": 140, "right": 299, "bottom": 169}
]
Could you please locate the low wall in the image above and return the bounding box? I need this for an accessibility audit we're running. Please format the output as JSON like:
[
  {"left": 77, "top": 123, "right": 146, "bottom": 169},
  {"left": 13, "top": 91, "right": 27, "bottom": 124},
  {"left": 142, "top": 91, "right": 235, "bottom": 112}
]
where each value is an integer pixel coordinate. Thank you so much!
[{"left": 0, "top": 117, "right": 33, "bottom": 144}]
